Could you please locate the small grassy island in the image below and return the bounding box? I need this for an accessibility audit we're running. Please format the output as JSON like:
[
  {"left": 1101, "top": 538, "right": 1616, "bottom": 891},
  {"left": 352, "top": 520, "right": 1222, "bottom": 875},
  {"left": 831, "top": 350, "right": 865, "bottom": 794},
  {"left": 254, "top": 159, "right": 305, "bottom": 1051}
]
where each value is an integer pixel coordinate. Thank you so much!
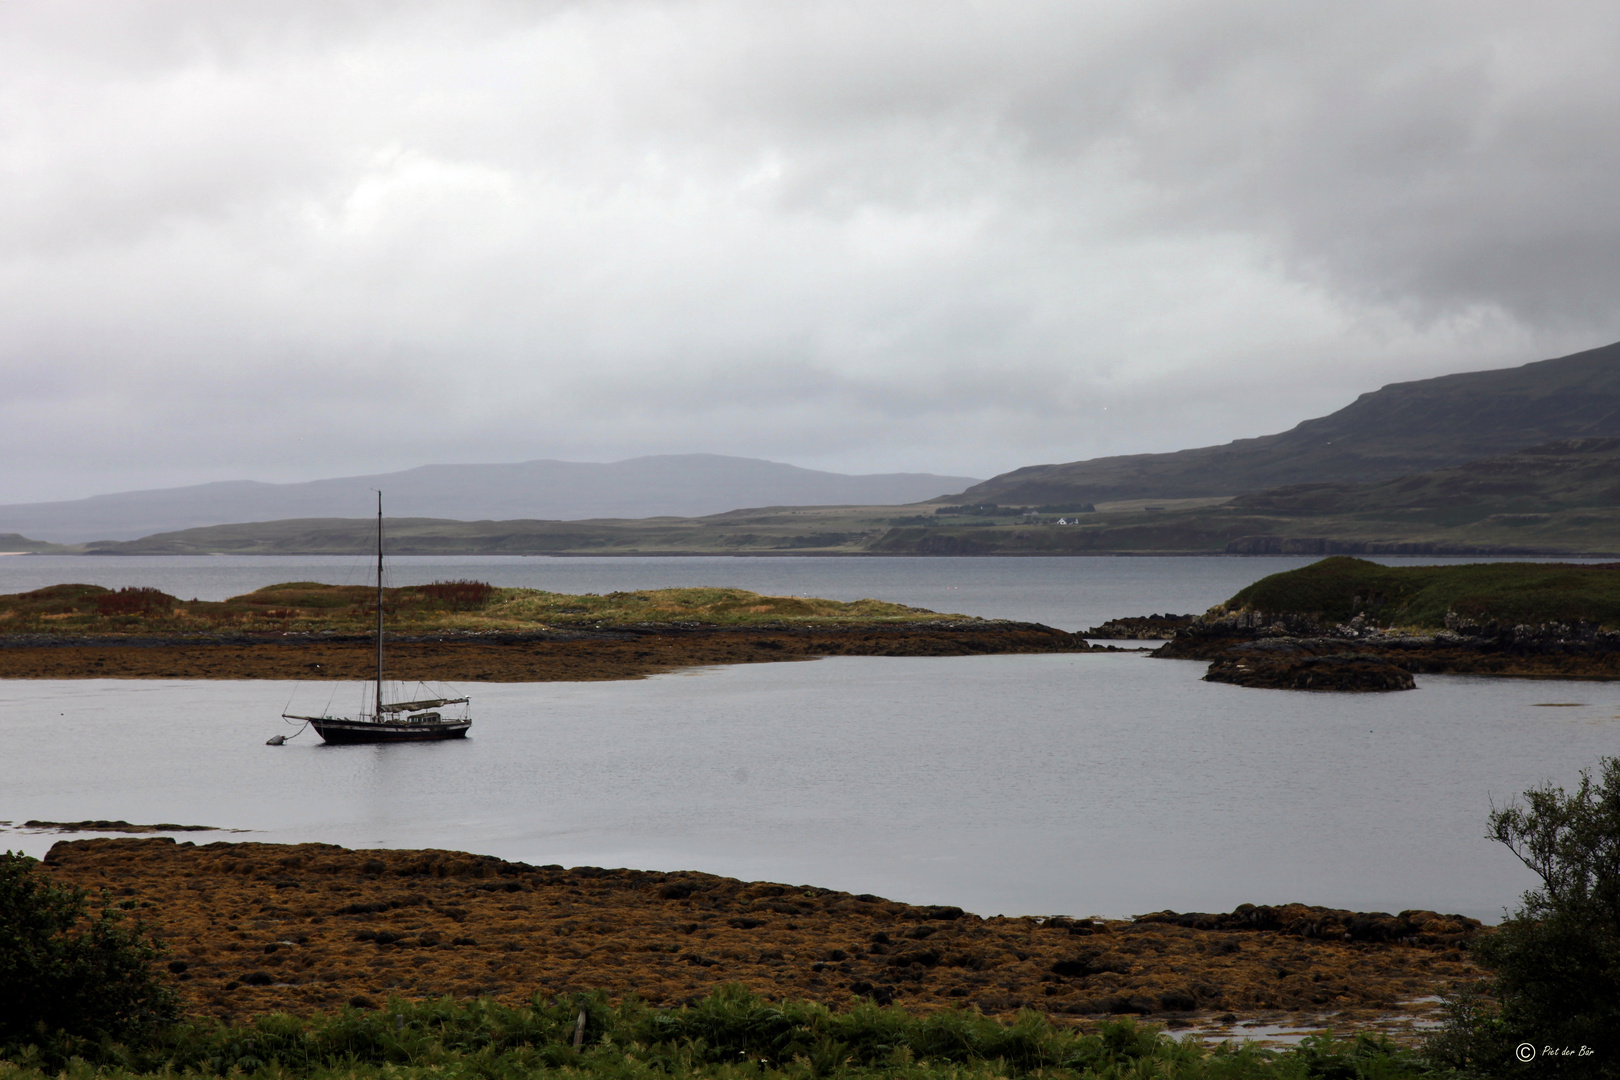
[
  {"left": 1155, "top": 557, "right": 1620, "bottom": 690},
  {"left": 1220, "top": 557, "right": 1620, "bottom": 629},
  {"left": 0, "top": 582, "right": 1087, "bottom": 680}
]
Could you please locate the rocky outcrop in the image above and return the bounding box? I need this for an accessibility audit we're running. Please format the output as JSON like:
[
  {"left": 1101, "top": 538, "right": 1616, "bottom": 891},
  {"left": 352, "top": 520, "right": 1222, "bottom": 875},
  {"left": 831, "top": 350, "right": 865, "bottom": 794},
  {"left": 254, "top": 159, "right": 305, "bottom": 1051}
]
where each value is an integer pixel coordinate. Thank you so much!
[
  {"left": 1164, "top": 611, "right": 1331, "bottom": 648},
  {"left": 1155, "top": 608, "right": 1620, "bottom": 689},
  {"left": 1203, "top": 653, "right": 1416, "bottom": 692},
  {"left": 1083, "top": 614, "right": 1196, "bottom": 639}
]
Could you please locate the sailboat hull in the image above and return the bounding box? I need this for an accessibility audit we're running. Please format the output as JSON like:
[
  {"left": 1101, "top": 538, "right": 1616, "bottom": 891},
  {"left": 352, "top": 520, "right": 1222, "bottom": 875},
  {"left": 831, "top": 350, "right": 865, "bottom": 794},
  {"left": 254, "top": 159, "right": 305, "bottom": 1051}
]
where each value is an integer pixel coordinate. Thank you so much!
[
  {"left": 277, "top": 495, "right": 475, "bottom": 747},
  {"left": 311, "top": 717, "right": 471, "bottom": 744}
]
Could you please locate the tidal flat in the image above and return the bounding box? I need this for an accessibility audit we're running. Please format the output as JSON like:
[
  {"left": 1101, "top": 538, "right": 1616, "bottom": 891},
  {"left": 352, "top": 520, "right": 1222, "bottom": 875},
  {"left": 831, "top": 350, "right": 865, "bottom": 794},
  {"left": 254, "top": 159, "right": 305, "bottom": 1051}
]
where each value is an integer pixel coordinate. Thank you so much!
[{"left": 41, "top": 837, "right": 1479, "bottom": 1040}]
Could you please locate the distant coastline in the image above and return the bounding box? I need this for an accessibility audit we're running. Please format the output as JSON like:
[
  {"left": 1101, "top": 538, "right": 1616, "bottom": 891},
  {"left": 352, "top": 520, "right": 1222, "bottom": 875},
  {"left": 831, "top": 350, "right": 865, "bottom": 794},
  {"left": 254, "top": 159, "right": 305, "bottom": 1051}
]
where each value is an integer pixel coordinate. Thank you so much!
[{"left": 10, "top": 439, "right": 1620, "bottom": 558}]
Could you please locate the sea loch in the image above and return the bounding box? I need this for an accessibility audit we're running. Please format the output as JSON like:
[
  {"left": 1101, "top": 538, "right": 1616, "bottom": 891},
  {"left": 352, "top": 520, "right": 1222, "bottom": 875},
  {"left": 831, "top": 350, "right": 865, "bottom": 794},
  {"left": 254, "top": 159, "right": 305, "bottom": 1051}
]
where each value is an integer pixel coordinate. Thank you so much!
[{"left": 4, "top": 552, "right": 1616, "bottom": 925}]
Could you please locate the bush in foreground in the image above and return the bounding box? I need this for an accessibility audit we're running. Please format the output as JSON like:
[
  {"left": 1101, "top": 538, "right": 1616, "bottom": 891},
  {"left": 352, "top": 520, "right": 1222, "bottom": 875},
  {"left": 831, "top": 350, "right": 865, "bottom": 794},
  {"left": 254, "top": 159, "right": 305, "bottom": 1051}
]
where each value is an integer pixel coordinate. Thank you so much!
[
  {"left": 1427, "top": 757, "right": 1620, "bottom": 1078},
  {"left": 0, "top": 850, "right": 180, "bottom": 1053}
]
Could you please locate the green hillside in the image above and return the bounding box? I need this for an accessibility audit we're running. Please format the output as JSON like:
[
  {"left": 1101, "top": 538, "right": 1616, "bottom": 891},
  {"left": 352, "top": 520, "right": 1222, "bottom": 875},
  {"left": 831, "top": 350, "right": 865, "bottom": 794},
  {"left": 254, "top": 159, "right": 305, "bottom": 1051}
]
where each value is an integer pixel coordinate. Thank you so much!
[
  {"left": 875, "top": 439, "right": 1620, "bottom": 556},
  {"left": 1229, "top": 437, "right": 1620, "bottom": 521},
  {"left": 961, "top": 341, "right": 1620, "bottom": 505}
]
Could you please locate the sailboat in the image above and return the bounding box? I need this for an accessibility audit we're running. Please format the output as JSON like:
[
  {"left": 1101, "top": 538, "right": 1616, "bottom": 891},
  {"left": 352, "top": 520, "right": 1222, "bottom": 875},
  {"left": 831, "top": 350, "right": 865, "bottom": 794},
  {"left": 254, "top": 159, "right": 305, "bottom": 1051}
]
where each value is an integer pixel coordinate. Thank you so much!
[{"left": 281, "top": 493, "right": 471, "bottom": 744}]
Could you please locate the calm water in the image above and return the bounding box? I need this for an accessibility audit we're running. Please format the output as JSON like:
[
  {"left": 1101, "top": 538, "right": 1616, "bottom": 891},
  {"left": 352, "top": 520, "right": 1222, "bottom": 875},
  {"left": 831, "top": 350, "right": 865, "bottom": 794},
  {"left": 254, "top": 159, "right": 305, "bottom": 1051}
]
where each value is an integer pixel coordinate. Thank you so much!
[
  {"left": 4, "top": 657, "right": 1616, "bottom": 922},
  {"left": 1, "top": 553, "right": 1606, "bottom": 632},
  {"left": 4, "top": 555, "right": 1617, "bottom": 922}
]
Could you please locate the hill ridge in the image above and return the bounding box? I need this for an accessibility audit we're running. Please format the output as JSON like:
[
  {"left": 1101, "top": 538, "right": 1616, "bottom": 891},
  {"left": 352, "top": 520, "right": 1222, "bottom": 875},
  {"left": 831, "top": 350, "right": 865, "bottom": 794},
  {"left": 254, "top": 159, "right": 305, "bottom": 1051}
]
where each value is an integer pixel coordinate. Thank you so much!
[
  {"left": 963, "top": 340, "right": 1620, "bottom": 504},
  {"left": 0, "top": 453, "right": 982, "bottom": 543}
]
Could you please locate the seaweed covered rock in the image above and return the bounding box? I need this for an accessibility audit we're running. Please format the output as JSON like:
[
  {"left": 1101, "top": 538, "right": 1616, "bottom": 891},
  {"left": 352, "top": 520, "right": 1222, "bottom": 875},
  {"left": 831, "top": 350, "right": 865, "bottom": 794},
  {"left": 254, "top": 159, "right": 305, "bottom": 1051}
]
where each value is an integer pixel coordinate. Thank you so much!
[
  {"left": 42, "top": 838, "right": 1484, "bottom": 1024},
  {"left": 1134, "top": 903, "right": 1480, "bottom": 948},
  {"left": 1203, "top": 653, "right": 1416, "bottom": 691}
]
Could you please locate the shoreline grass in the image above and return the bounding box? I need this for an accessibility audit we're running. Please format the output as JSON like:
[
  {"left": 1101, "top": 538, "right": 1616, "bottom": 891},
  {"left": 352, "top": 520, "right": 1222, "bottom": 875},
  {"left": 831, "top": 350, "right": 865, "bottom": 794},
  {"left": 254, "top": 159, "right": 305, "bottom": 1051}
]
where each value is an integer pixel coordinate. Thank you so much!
[
  {"left": 0, "top": 583, "right": 974, "bottom": 638},
  {"left": 0, "top": 986, "right": 1447, "bottom": 1079}
]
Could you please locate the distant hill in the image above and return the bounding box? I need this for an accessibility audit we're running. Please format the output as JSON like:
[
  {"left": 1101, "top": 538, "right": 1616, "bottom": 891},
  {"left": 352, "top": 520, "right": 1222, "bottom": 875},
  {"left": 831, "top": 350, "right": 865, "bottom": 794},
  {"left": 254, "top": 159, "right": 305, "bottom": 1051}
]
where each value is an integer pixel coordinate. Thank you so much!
[
  {"left": 82, "top": 440, "right": 1620, "bottom": 557},
  {"left": 0, "top": 532, "right": 70, "bottom": 554},
  {"left": 35, "top": 438, "right": 1620, "bottom": 558},
  {"left": 962, "top": 340, "right": 1620, "bottom": 505},
  {"left": 0, "top": 455, "right": 982, "bottom": 543}
]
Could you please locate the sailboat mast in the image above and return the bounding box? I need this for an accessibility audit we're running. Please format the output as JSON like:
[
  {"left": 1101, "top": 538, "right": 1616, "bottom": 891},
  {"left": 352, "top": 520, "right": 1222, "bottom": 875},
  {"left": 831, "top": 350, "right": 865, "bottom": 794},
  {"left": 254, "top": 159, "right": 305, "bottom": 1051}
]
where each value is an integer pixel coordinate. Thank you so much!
[{"left": 375, "top": 491, "right": 384, "bottom": 721}]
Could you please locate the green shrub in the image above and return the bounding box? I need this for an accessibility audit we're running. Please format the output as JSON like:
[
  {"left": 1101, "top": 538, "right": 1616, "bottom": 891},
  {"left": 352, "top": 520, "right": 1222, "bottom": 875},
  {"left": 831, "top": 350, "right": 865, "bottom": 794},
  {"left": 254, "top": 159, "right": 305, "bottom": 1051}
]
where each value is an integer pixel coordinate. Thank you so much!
[
  {"left": 0, "top": 851, "right": 180, "bottom": 1052},
  {"left": 1428, "top": 758, "right": 1620, "bottom": 1077}
]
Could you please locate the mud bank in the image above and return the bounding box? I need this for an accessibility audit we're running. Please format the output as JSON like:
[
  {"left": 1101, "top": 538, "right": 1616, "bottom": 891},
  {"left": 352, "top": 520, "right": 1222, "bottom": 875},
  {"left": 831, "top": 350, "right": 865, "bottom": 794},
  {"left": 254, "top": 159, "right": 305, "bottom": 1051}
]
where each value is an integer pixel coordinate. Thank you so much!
[
  {"left": 42, "top": 839, "right": 1482, "bottom": 1032},
  {"left": 0, "top": 622, "right": 1088, "bottom": 681}
]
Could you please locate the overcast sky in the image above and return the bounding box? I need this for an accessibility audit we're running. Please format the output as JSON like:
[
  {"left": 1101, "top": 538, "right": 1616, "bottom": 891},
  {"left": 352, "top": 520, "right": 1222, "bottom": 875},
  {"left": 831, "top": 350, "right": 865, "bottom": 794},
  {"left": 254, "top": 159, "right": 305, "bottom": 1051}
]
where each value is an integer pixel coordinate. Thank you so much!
[{"left": 2, "top": 0, "right": 1616, "bottom": 503}]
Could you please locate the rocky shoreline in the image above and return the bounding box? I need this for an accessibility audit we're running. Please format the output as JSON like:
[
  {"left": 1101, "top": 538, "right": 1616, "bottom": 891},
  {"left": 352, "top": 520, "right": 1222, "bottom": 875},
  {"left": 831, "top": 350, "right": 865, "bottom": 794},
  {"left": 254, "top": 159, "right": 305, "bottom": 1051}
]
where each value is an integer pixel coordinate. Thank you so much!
[
  {"left": 40, "top": 838, "right": 1481, "bottom": 1036},
  {"left": 1082, "top": 614, "right": 1196, "bottom": 639},
  {"left": 0, "top": 621, "right": 1091, "bottom": 681},
  {"left": 1156, "top": 611, "right": 1620, "bottom": 691}
]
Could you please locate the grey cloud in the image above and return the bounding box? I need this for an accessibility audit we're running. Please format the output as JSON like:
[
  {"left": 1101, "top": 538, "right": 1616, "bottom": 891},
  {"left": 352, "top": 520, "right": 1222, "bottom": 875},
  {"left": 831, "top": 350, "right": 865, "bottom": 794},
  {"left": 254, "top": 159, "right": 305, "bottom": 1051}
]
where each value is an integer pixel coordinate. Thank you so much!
[
  {"left": 0, "top": 0, "right": 1613, "bottom": 503},
  {"left": 1048, "top": 2, "right": 1620, "bottom": 325}
]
